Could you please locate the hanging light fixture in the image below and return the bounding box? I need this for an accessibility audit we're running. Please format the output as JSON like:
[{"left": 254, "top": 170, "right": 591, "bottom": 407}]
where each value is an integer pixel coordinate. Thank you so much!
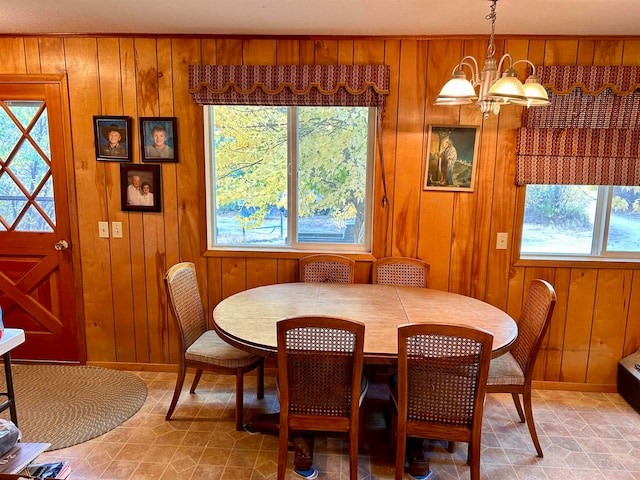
[{"left": 434, "top": 0, "right": 550, "bottom": 116}]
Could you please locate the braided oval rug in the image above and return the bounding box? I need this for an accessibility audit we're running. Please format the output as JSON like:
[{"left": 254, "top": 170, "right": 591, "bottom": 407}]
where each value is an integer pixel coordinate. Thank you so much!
[{"left": 0, "top": 364, "right": 147, "bottom": 451}]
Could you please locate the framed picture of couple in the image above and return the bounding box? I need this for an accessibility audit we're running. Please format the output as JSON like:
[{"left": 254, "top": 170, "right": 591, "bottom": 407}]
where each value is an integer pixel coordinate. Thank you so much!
[
  {"left": 424, "top": 125, "right": 479, "bottom": 192},
  {"left": 120, "top": 164, "right": 161, "bottom": 212},
  {"left": 139, "top": 117, "right": 178, "bottom": 162}
]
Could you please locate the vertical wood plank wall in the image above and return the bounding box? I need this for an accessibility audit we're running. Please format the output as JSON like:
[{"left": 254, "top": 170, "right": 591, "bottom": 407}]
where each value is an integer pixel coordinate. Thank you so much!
[{"left": 1, "top": 35, "right": 639, "bottom": 390}]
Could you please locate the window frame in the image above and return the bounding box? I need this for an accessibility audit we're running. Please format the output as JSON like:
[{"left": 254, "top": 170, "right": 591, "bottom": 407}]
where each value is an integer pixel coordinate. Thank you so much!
[
  {"left": 515, "top": 186, "right": 640, "bottom": 266},
  {"left": 202, "top": 105, "right": 377, "bottom": 254}
]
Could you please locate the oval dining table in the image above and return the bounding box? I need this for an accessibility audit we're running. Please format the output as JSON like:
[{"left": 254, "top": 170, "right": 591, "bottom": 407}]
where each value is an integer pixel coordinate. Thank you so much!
[
  {"left": 213, "top": 282, "right": 518, "bottom": 472},
  {"left": 213, "top": 282, "right": 518, "bottom": 363}
]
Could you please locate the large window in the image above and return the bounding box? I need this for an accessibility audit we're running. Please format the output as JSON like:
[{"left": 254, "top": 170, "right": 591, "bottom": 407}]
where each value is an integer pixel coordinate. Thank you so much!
[
  {"left": 521, "top": 185, "right": 640, "bottom": 259},
  {"left": 204, "top": 105, "right": 376, "bottom": 251}
]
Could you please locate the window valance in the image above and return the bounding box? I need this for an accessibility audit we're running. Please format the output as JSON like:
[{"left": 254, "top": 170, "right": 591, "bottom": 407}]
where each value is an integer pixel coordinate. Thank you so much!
[
  {"left": 516, "top": 65, "right": 640, "bottom": 186},
  {"left": 188, "top": 64, "right": 390, "bottom": 108},
  {"left": 516, "top": 128, "right": 640, "bottom": 185}
]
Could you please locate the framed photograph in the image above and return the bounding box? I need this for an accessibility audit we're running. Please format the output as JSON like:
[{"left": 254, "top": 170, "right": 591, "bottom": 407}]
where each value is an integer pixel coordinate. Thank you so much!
[
  {"left": 424, "top": 125, "right": 480, "bottom": 192},
  {"left": 93, "top": 116, "right": 132, "bottom": 161},
  {"left": 120, "top": 164, "right": 161, "bottom": 212},
  {"left": 140, "top": 117, "right": 178, "bottom": 162}
]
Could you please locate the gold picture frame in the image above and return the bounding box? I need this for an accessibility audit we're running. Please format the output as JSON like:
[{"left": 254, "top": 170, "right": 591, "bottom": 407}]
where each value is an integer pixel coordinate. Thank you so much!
[{"left": 424, "top": 125, "right": 479, "bottom": 192}]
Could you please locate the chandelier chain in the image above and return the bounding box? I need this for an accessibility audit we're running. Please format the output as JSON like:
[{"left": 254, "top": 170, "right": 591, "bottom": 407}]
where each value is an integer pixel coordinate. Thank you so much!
[{"left": 486, "top": 0, "right": 498, "bottom": 59}]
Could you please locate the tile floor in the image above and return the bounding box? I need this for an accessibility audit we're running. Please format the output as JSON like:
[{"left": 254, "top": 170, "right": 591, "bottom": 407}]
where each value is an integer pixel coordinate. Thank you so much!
[{"left": 34, "top": 370, "right": 640, "bottom": 480}]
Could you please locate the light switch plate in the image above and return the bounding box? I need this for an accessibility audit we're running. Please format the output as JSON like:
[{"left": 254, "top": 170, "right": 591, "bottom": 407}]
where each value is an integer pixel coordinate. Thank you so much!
[
  {"left": 112, "top": 222, "right": 123, "bottom": 238},
  {"left": 496, "top": 232, "right": 508, "bottom": 250},
  {"left": 98, "top": 222, "right": 109, "bottom": 238}
]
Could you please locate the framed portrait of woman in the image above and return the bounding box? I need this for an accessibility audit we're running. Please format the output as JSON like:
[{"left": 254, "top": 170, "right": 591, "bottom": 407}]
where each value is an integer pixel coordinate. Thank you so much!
[{"left": 140, "top": 117, "right": 178, "bottom": 163}]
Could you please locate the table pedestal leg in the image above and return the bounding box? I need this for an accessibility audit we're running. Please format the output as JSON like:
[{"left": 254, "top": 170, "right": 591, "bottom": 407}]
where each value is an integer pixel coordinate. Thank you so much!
[{"left": 244, "top": 413, "right": 315, "bottom": 470}]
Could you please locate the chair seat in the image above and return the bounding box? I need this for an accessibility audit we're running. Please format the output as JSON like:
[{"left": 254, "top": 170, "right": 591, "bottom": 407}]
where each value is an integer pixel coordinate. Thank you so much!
[
  {"left": 186, "top": 330, "right": 262, "bottom": 368},
  {"left": 487, "top": 352, "right": 525, "bottom": 386}
]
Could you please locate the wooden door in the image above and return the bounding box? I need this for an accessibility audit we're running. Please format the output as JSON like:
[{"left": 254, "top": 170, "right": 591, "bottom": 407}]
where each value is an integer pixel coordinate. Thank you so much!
[{"left": 0, "top": 78, "right": 81, "bottom": 362}]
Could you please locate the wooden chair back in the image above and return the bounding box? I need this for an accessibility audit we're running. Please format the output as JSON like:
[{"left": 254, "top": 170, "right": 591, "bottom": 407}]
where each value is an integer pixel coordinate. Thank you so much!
[
  {"left": 372, "top": 256, "right": 430, "bottom": 288},
  {"left": 276, "top": 315, "right": 365, "bottom": 480},
  {"left": 510, "top": 279, "right": 557, "bottom": 376},
  {"left": 164, "top": 261, "right": 206, "bottom": 352},
  {"left": 299, "top": 254, "right": 355, "bottom": 283},
  {"left": 392, "top": 323, "right": 493, "bottom": 480}
]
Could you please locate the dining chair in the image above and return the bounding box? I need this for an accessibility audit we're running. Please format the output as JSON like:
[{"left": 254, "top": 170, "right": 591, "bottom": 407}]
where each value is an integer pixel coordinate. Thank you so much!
[
  {"left": 372, "top": 256, "right": 430, "bottom": 288},
  {"left": 299, "top": 254, "right": 355, "bottom": 284},
  {"left": 486, "top": 278, "right": 556, "bottom": 457},
  {"left": 164, "top": 262, "right": 264, "bottom": 430},
  {"left": 390, "top": 323, "right": 493, "bottom": 480},
  {"left": 276, "top": 315, "right": 366, "bottom": 480}
]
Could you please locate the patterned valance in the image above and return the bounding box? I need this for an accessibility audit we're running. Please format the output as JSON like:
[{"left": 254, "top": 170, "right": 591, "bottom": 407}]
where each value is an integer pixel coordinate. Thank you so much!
[
  {"left": 541, "top": 65, "right": 640, "bottom": 96},
  {"left": 516, "top": 65, "right": 640, "bottom": 186},
  {"left": 516, "top": 128, "right": 640, "bottom": 185},
  {"left": 188, "top": 65, "right": 390, "bottom": 108}
]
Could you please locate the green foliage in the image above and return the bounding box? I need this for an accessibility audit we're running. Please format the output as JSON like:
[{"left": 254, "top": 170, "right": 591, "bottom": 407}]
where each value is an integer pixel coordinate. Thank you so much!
[
  {"left": 524, "top": 185, "right": 595, "bottom": 228},
  {"left": 211, "top": 106, "right": 369, "bottom": 240}
]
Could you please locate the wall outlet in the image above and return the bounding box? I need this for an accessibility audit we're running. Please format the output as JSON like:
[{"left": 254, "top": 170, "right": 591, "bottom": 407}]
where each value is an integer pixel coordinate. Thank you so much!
[
  {"left": 112, "top": 222, "right": 123, "bottom": 238},
  {"left": 496, "top": 232, "right": 508, "bottom": 250},
  {"left": 98, "top": 222, "right": 109, "bottom": 238}
]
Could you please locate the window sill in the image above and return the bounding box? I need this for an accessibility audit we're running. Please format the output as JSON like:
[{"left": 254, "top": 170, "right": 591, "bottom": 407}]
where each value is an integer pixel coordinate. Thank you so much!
[
  {"left": 202, "top": 248, "right": 375, "bottom": 261},
  {"left": 515, "top": 256, "right": 640, "bottom": 269}
]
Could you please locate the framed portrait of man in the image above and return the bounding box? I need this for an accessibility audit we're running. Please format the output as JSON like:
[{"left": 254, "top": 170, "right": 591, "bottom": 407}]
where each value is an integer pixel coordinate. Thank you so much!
[
  {"left": 140, "top": 117, "right": 178, "bottom": 162},
  {"left": 424, "top": 125, "right": 479, "bottom": 192},
  {"left": 94, "top": 116, "right": 132, "bottom": 161},
  {"left": 120, "top": 164, "right": 161, "bottom": 212}
]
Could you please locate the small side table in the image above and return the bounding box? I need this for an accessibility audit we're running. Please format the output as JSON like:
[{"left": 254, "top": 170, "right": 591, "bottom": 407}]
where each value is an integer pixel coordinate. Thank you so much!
[{"left": 0, "top": 329, "right": 25, "bottom": 427}]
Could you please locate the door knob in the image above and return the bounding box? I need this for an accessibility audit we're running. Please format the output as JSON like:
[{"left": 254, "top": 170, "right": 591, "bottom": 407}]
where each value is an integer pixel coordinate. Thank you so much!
[{"left": 54, "top": 239, "right": 69, "bottom": 250}]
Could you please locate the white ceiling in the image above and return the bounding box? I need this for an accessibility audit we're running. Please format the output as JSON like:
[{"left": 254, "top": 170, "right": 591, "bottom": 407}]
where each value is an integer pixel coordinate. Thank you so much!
[{"left": 1, "top": 0, "right": 639, "bottom": 37}]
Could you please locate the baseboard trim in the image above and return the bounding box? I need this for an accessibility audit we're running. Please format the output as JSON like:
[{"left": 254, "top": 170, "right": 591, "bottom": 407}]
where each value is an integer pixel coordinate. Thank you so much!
[
  {"left": 532, "top": 380, "right": 617, "bottom": 393},
  {"left": 86, "top": 362, "right": 617, "bottom": 393}
]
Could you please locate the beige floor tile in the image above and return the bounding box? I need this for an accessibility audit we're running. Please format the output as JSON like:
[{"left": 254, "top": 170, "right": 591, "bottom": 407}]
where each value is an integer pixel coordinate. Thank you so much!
[{"left": 26, "top": 371, "right": 640, "bottom": 480}]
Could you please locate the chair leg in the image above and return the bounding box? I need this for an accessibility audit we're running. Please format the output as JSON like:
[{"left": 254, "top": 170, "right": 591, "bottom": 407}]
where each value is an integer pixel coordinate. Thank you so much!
[
  {"left": 166, "top": 364, "right": 187, "bottom": 420},
  {"left": 277, "top": 423, "right": 289, "bottom": 480},
  {"left": 394, "top": 424, "right": 406, "bottom": 480},
  {"left": 523, "top": 387, "right": 544, "bottom": 457},
  {"left": 235, "top": 368, "right": 244, "bottom": 431},
  {"left": 447, "top": 441, "right": 456, "bottom": 453},
  {"left": 190, "top": 368, "right": 203, "bottom": 394},
  {"left": 511, "top": 392, "right": 525, "bottom": 422},
  {"left": 256, "top": 359, "right": 265, "bottom": 400},
  {"left": 349, "top": 424, "right": 359, "bottom": 480},
  {"left": 468, "top": 438, "right": 481, "bottom": 480}
]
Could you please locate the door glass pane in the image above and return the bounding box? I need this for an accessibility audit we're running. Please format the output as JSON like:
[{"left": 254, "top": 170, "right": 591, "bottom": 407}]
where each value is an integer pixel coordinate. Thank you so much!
[
  {"left": 17, "top": 204, "right": 53, "bottom": 232},
  {"left": 296, "top": 107, "right": 369, "bottom": 245},
  {"left": 8, "top": 101, "right": 42, "bottom": 129},
  {"left": 607, "top": 186, "right": 640, "bottom": 252},
  {"left": 0, "top": 101, "right": 53, "bottom": 232},
  {"left": 12, "top": 142, "right": 49, "bottom": 195},
  {"left": 521, "top": 185, "right": 598, "bottom": 254}
]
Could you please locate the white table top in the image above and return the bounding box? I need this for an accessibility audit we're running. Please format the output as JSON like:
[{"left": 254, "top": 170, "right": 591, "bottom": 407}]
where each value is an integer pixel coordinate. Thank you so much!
[
  {"left": 213, "top": 283, "right": 518, "bottom": 364},
  {"left": 0, "top": 329, "right": 26, "bottom": 356}
]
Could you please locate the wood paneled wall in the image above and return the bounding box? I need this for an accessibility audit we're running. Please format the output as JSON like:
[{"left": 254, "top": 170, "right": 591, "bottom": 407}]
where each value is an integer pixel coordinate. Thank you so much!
[{"left": 1, "top": 35, "right": 639, "bottom": 390}]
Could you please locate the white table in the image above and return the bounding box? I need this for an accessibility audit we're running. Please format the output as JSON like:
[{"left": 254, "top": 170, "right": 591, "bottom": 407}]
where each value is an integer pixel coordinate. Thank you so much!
[{"left": 0, "top": 329, "right": 26, "bottom": 426}]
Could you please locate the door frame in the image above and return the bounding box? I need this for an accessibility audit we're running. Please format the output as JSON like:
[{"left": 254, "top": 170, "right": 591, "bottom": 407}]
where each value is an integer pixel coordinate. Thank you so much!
[{"left": 0, "top": 74, "right": 86, "bottom": 363}]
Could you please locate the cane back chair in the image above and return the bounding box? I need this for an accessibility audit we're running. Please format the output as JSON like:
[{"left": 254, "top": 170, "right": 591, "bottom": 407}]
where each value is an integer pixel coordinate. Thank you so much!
[
  {"left": 164, "top": 262, "right": 264, "bottom": 430},
  {"left": 276, "top": 315, "right": 366, "bottom": 480},
  {"left": 372, "top": 256, "right": 430, "bottom": 288},
  {"left": 390, "top": 323, "right": 493, "bottom": 480},
  {"left": 486, "top": 279, "right": 556, "bottom": 457},
  {"left": 299, "top": 254, "right": 355, "bottom": 284}
]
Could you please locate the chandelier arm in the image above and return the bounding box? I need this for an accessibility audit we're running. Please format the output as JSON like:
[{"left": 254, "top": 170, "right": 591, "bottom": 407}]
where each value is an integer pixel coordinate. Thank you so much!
[
  {"left": 452, "top": 56, "right": 481, "bottom": 84},
  {"left": 511, "top": 59, "right": 538, "bottom": 76},
  {"left": 496, "top": 53, "right": 514, "bottom": 75}
]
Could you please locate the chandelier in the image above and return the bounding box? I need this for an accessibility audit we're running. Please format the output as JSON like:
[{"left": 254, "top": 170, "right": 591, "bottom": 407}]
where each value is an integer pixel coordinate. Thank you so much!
[{"left": 434, "top": 0, "right": 550, "bottom": 117}]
